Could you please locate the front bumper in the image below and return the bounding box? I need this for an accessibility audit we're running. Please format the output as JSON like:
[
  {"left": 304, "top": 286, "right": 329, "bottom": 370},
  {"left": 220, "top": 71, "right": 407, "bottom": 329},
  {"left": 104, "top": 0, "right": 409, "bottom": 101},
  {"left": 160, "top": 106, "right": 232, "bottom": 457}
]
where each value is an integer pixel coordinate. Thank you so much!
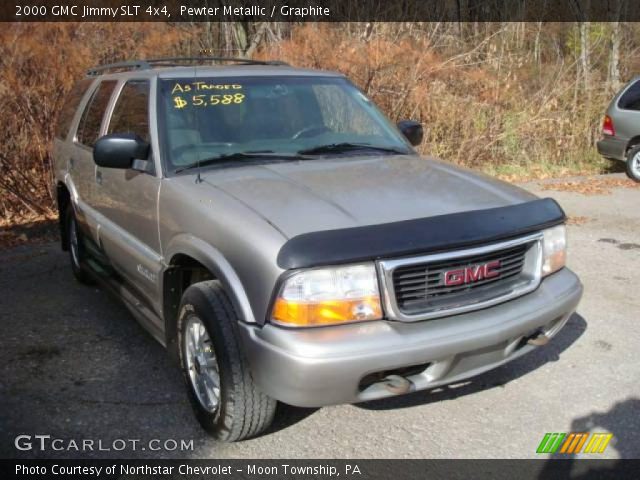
[
  {"left": 239, "top": 268, "right": 583, "bottom": 407},
  {"left": 597, "top": 136, "right": 627, "bottom": 161}
]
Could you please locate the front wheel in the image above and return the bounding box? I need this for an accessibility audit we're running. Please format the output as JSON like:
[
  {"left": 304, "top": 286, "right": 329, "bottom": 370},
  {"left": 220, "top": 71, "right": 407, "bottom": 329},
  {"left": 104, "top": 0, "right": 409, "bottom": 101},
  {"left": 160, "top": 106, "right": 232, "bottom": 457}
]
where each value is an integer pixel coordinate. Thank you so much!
[
  {"left": 177, "top": 281, "right": 276, "bottom": 441},
  {"left": 625, "top": 146, "right": 640, "bottom": 182}
]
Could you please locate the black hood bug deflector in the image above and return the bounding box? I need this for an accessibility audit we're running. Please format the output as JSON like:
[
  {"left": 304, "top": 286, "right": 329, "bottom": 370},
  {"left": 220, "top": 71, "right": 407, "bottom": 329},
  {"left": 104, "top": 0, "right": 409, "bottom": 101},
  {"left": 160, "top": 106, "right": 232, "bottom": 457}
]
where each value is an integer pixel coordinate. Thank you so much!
[{"left": 277, "top": 198, "right": 565, "bottom": 269}]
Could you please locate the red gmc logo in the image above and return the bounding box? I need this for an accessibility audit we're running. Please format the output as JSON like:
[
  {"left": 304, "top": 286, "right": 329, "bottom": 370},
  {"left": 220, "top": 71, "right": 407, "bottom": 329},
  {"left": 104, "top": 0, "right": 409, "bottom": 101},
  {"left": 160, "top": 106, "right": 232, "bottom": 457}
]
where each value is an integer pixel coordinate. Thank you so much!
[{"left": 443, "top": 260, "right": 501, "bottom": 286}]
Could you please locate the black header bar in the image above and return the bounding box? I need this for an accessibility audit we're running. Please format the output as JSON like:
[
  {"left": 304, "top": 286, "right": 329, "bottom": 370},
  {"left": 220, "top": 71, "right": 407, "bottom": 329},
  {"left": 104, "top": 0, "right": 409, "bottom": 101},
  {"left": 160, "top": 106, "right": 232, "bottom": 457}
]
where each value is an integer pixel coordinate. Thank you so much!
[
  {"left": 4, "top": 0, "right": 640, "bottom": 22},
  {"left": 3, "top": 459, "right": 639, "bottom": 480}
]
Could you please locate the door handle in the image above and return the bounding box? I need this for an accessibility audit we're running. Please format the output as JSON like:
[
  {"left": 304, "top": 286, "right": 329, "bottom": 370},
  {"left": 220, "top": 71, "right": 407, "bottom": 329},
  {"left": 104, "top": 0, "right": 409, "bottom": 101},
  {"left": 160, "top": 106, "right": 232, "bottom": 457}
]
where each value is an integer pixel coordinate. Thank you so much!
[{"left": 96, "top": 170, "right": 103, "bottom": 185}]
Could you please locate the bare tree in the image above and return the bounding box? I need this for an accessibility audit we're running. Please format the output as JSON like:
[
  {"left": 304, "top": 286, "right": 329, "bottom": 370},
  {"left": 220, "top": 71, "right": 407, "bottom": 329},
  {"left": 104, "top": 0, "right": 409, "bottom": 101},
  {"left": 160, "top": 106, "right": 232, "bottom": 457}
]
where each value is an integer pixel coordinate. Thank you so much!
[
  {"left": 579, "top": 21, "right": 590, "bottom": 96},
  {"left": 608, "top": 1, "right": 624, "bottom": 92}
]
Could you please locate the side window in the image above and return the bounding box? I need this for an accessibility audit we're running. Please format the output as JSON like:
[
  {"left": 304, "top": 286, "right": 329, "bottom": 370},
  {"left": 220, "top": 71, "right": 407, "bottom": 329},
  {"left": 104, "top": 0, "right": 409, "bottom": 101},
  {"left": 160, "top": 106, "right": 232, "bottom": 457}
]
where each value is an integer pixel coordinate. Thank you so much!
[
  {"left": 76, "top": 80, "right": 117, "bottom": 147},
  {"left": 55, "top": 79, "right": 93, "bottom": 139},
  {"left": 618, "top": 80, "right": 640, "bottom": 111},
  {"left": 108, "top": 80, "right": 150, "bottom": 142}
]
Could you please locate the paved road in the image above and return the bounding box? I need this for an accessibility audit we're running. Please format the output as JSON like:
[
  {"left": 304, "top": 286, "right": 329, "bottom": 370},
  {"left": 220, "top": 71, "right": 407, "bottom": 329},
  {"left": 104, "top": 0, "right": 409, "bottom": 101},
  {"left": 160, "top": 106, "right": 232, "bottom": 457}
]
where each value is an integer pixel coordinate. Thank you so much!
[{"left": 1, "top": 174, "right": 638, "bottom": 459}]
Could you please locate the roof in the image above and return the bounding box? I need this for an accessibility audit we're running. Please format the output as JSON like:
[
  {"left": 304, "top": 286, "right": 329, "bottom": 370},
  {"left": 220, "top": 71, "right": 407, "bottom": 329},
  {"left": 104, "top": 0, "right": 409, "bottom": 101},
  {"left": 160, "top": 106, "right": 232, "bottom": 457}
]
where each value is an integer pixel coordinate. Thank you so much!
[
  {"left": 86, "top": 58, "right": 343, "bottom": 80},
  {"left": 156, "top": 65, "right": 342, "bottom": 78}
]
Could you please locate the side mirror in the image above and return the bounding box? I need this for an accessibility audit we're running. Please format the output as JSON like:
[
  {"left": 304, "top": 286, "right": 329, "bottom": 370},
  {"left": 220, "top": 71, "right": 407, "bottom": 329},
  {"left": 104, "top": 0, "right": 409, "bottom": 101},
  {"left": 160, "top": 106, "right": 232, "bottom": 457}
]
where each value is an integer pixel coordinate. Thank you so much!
[
  {"left": 397, "top": 120, "right": 423, "bottom": 146},
  {"left": 94, "top": 133, "right": 150, "bottom": 169}
]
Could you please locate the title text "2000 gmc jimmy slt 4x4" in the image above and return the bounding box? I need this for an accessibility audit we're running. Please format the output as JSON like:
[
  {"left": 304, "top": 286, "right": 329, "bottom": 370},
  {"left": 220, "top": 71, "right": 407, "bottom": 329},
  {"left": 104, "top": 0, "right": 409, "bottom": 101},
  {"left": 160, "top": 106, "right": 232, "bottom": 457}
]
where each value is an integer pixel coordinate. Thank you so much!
[{"left": 53, "top": 58, "right": 583, "bottom": 441}]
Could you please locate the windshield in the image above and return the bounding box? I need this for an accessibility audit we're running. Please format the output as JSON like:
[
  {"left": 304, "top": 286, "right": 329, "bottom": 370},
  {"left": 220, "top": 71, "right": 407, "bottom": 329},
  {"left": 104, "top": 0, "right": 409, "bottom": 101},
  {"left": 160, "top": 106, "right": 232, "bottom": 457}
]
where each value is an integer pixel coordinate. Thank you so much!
[{"left": 158, "top": 76, "right": 412, "bottom": 172}]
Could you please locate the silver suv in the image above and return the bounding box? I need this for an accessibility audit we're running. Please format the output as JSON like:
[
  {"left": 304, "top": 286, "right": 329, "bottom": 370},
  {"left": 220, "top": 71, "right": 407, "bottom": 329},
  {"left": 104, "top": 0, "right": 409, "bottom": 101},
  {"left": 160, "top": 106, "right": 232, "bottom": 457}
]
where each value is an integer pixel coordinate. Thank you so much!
[
  {"left": 597, "top": 76, "right": 640, "bottom": 182},
  {"left": 53, "top": 58, "right": 583, "bottom": 441}
]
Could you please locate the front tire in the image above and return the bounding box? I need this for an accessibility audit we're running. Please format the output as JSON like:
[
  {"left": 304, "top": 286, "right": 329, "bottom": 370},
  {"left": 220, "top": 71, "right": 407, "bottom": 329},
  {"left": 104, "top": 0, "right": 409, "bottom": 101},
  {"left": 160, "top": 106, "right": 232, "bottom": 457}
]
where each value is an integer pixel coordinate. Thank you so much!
[
  {"left": 625, "top": 146, "right": 640, "bottom": 182},
  {"left": 178, "top": 281, "right": 276, "bottom": 441},
  {"left": 65, "top": 206, "right": 94, "bottom": 285}
]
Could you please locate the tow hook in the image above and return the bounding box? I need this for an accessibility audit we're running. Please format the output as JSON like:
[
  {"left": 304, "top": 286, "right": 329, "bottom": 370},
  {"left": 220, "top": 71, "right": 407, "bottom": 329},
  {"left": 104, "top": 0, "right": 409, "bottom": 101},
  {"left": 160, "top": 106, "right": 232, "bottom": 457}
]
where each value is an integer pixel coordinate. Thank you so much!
[
  {"left": 526, "top": 329, "right": 550, "bottom": 346},
  {"left": 383, "top": 375, "right": 413, "bottom": 395}
]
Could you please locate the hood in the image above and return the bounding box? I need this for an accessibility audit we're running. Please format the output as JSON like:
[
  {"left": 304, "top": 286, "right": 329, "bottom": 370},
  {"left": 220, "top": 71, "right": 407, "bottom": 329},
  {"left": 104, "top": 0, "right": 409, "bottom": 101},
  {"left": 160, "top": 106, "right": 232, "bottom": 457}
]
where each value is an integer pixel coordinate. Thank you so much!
[{"left": 201, "top": 155, "right": 537, "bottom": 239}]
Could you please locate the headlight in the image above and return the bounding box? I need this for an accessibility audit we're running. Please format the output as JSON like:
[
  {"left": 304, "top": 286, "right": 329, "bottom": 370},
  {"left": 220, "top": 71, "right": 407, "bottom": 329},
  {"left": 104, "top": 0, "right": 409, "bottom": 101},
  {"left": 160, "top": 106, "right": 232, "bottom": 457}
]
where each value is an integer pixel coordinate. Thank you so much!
[
  {"left": 541, "top": 224, "right": 567, "bottom": 276},
  {"left": 271, "top": 263, "right": 383, "bottom": 327}
]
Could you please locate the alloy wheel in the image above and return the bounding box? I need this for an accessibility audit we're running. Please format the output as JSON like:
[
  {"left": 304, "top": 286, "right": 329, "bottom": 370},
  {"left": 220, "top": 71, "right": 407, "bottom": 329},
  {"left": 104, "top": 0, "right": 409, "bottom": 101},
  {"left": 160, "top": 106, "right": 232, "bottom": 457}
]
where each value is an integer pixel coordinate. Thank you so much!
[{"left": 184, "top": 315, "right": 221, "bottom": 413}]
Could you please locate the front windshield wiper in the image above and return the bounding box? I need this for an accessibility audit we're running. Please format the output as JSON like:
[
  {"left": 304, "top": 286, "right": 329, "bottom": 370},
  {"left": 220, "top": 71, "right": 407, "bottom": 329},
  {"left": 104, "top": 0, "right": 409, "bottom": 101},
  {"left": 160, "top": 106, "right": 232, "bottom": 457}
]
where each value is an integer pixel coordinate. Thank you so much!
[
  {"left": 174, "top": 151, "right": 308, "bottom": 174},
  {"left": 297, "top": 143, "right": 409, "bottom": 156}
]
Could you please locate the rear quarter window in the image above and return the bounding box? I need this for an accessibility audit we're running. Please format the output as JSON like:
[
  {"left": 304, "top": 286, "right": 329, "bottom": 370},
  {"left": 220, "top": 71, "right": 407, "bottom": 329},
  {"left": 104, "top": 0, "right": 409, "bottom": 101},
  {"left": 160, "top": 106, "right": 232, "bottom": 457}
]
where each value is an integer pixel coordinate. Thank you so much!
[
  {"left": 76, "top": 80, "right": 117, "bottom": 148},
  {"left": 55, "top": 79, "right": 93, "bottom": 139},
  {"left": 618, "top": 79, "right": 640, "bottom": 111}
]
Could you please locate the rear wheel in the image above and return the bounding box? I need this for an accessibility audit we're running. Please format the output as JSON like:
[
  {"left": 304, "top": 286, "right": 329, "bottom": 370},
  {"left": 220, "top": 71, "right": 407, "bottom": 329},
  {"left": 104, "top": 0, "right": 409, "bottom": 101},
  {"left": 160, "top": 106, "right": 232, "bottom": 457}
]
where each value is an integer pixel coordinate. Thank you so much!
[
  {"left": 65, "top": 206, "right": 94, "bottom": 285},
  {"left": 625, "top": 146, "right": 640, "bottom": 182},
  {"left": 178, "top": 281, "right": 277, "bottom": 441}
]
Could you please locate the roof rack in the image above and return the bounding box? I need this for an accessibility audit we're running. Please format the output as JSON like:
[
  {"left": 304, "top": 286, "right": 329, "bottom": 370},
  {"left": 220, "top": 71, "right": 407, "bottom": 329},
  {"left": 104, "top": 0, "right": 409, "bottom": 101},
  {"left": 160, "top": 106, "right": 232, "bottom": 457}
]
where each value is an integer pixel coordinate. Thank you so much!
[{"left": 86, "top": 57, "right": 290, "bottom": 76}]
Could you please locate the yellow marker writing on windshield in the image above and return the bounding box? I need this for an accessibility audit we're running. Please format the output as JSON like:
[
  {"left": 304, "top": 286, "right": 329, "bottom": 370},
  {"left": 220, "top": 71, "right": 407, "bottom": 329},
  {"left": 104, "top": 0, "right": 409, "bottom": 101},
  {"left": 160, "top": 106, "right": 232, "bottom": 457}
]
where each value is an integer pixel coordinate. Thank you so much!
[
  {"left": 172, "top": 93, "right": 245, "bottom": 109},
  {"left": 173, "top": 97, "right": 188, "bottom": 109},
  {"left": 172, "top": 83, "right": 243, "bottom": 94}
]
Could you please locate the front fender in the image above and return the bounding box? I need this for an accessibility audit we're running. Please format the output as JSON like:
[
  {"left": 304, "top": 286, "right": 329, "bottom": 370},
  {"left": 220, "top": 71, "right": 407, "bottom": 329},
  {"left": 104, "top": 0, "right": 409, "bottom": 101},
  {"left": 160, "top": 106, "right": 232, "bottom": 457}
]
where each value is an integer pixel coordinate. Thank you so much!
[{"left": 163, "top": 234, "right": 256, "bottom": 326}]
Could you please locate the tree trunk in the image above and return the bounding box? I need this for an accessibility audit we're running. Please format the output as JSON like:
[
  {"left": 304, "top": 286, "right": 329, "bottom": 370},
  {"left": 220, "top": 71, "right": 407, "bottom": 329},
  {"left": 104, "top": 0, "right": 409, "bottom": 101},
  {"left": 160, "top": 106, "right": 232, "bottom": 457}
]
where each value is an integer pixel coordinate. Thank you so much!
[
  {"left": 244, "top": 22, "right": 268, "bottom": 59},
  {"left": 534, "top": 21, "right": 542, "bottom": 66},
  {"left": 608, "top": 1, "right": 623, "bottom": 92},
  {"left": 580, "top": 22, "right": 589, "bottom": 93},
  {"left": 609, "top": 22, "right": 621, "bottom": 92}
]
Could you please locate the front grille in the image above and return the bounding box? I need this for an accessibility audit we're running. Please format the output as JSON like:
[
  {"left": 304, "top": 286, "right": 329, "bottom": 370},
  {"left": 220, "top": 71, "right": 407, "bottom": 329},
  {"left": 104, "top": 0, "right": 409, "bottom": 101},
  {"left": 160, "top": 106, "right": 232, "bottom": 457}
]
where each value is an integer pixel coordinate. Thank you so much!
[{"left": 392, "top": 243, "right": 531, "bottom": 314}]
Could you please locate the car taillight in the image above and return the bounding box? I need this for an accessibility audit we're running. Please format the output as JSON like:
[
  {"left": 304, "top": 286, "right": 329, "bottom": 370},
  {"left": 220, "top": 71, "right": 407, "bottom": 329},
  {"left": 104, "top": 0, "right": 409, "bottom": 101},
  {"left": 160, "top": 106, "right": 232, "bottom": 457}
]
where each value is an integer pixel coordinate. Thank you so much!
[{"left": 603, "top": 115, "right": 615, "bottom": 136}]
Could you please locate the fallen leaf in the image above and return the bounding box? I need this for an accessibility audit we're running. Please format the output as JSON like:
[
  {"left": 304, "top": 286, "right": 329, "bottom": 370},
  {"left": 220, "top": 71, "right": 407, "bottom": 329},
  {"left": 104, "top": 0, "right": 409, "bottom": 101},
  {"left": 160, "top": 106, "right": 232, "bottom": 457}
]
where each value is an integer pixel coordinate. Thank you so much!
[
  {"left": 541, "top": 178, "right": 640, "bottom": 195},
  {"left": 566, "top": 216, "right": 589, "bottom": 225}
]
